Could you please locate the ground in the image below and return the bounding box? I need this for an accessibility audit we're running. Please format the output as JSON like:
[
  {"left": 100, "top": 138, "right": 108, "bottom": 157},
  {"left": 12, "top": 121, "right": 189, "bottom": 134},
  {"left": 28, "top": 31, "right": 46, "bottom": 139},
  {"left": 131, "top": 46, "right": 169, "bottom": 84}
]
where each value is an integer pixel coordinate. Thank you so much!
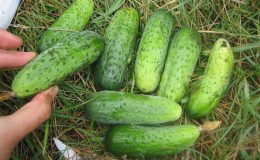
[{"left": 0, "top": 0, "right": 259, "bottom": 159}]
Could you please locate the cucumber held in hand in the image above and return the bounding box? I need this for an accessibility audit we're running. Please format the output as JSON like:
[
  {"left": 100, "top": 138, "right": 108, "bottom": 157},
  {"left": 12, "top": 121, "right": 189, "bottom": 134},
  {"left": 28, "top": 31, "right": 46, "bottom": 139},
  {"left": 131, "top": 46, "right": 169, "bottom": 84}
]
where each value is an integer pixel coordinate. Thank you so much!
[
  {"left": 187, "top": 38, "right": 234, "bottom": 118},
  {"left": 135, "top": 9, "right": 174, "bottom": 93},
  {"left": 94, "top": 8, "right": 139, "bottom": 90},
  {"left": 12, "top": 31, "right": 104, "bottom": 98},
  {"left": 84, "top": 91, "right": 182, "bottom": 125},
  {"left": 157, "top": 28, "right": 201, "bottom": 101},
  {"left": 38, "top": 0, "right": 94, "bottom": 52},
  {"left": 104, "top": 125, "right": 200, "bottom": 158}
]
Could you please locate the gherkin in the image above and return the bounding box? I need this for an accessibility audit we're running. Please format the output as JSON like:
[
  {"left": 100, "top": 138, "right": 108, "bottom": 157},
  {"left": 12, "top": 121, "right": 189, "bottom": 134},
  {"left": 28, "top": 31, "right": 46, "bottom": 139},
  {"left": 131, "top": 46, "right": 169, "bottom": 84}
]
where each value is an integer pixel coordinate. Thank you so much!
[
  {"left": 38, "top": 0, "right": 94, "bottom": 52},
  {"left": 135, "top": 9, "right": 174, "bottom": 93},
  {"left": 105, "top": 125, "right": 200, "bottom": 158},
  {"left": 12, "top": 31, "right": 104, "bottom": 98},
  {"left": 157, "top": 28, "right": 202, "bottom": 101},
  {"left": 84, "top": 91, "right": 182, "bottom": 125},
  {"left": 94, "top": 8, "right": 139, "bottom": 90},
  {"left": 187, "top": 38, "right": 234, "bottom": 118}
]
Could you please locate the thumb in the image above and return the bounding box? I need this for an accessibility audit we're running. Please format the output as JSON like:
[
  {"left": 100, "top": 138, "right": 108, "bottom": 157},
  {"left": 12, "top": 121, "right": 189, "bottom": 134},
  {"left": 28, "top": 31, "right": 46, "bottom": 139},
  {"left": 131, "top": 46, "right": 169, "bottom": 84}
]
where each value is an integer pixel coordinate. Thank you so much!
[
  {"left": 0, "top": 86, "right": 58, "bottom": 159},
  {"left": 10, "top": 86, "right": 59, "bottom": 141}
]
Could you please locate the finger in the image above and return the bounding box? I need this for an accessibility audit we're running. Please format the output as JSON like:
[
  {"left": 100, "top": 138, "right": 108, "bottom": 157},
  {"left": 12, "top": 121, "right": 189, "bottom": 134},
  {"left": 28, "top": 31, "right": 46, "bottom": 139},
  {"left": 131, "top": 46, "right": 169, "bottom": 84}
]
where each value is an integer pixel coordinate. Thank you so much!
[
  {"left": 0, "top": 117, "right": 14, "bottom": 160},
  {"left": 0, "top": 29, "right": 23, "bottom": 49},
  {"left": 5, "top": 86, "right": 58, "bottom": 142},
  {"left": 0, "top": 50, "right": 36, "bottom": 69}
]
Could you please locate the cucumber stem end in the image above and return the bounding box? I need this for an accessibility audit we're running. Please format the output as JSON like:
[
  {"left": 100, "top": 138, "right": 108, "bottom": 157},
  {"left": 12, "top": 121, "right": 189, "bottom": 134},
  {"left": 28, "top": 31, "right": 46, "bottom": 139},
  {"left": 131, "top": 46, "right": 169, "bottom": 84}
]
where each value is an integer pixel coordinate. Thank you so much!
[
  {"left": 199, "top": 121, "right": 222, "bottom": 132},
  {"left": 0, "top": 92, "right": 15, "bottom": 101}
]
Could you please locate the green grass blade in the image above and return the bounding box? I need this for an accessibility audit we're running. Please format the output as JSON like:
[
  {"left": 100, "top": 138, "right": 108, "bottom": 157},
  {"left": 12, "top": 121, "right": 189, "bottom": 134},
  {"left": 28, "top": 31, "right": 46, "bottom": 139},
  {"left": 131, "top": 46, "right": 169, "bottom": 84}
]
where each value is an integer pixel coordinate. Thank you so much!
[
  {"left": 43, "top": 120, "right": 50, "bottom": 154},
  {"left": 232, "top": 41, "right": 260, "bottom": 53},
  {"left": 90, "top": 0, "right": 125, "bottom": 24}
]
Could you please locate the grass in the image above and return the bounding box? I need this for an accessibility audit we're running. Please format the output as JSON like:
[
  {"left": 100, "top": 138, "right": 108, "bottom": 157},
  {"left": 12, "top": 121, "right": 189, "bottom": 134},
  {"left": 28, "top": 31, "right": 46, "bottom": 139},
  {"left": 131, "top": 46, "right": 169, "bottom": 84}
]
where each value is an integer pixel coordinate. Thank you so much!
[{"left": 0, "top": 0, "right": 259, "bottom": 159}]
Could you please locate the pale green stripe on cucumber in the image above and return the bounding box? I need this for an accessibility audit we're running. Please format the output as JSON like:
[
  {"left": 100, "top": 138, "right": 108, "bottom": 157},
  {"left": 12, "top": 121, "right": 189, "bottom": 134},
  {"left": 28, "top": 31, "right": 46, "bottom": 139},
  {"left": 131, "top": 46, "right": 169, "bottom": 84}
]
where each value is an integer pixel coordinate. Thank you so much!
[
  {"left": 37, "top": 0, "right": 94, "bottom": 52},
  {"left": 84, "top": 91, "right": 182, "bottom": 125},
  {"left": 104, "top": 125, "right": 200, "bottom": 158},
  {"left": 12, "top": 31, "right": 104, "bottom": 98},
  {"left": 135, "top": 9, "right": 174, "bottom": 93},
  {"left": 187, "top": 38, "right": 234, "bottom": 118},
  {"left": 157, "top": 27, "right": 201, "bottom": 101},
  {"left": 94, "top": 8, "right": 139, "bottom": 90}
]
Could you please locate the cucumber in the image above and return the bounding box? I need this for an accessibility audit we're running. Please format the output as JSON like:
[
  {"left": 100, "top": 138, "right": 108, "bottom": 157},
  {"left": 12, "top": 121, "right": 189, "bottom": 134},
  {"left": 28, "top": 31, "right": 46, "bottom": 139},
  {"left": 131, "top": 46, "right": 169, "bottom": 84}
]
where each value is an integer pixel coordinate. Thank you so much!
[
  {"left": 187, "top": 38, "right": 234, "bottom": 118},
  {"left": 104, "top": 125, "right": 200, "bottom": 158},
  {"left": 157, "top": 28, "right": 201, "bottom": 101},
  {"left": 135, "top": 9, "right": 174, "bottom": 93},
  {"left": 84, "top": 91, "right": 182, "bottom": 125},
  {"left": 37, "top": 0, "right": 94, "bottom": 52},
  {"left": 94, "top": 8, "right": 139, "bottom": 90},
  {"left": 12, "top": 31, "right": 104, "bottom": 98}
]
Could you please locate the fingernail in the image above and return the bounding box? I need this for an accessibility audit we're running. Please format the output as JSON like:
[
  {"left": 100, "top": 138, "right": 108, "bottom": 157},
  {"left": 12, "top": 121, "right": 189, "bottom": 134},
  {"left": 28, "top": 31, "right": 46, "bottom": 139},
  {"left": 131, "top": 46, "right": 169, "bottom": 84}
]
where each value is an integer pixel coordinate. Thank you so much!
[
  {"left": 27, "top": 52, "right": 37, "bottom": 58},
  {"left": 51, "top": 86, "right": 59, "bottom": 99}
]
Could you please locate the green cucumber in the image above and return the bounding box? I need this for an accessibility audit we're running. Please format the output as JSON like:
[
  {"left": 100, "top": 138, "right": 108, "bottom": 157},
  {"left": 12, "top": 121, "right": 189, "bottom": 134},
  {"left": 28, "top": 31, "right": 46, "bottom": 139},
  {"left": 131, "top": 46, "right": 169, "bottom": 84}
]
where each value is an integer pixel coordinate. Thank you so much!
[
  {"left": 187, "top": 38, "right": 234, "bottom": 118},
  {"left": 94, "top": 8, "right": 139, "bottom": 90},
  {"left": 84, "top": 91, "right": 182, "bottom": 125},
  {"left": 12, "top": 31, "right": 104, "bottom": 98},
  {"left": 104, "top": 125, "right": 200, "bottom": 158},
  {"left": 157, "top": 28, "right": 201, "bottom": 101},
  {"left": 38, "top": 0, "right": 94, "bottom": 52},
  {"left": 135, "top": 9, "right": 174, "bottom": 93}
]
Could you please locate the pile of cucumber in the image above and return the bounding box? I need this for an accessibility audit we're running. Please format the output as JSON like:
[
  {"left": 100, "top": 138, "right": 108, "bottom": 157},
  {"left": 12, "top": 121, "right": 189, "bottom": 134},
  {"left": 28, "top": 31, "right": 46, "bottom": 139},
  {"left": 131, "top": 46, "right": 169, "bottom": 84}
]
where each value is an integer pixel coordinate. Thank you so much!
[{"left": 10, "top": 0, "right": 234, "bottom": 158}]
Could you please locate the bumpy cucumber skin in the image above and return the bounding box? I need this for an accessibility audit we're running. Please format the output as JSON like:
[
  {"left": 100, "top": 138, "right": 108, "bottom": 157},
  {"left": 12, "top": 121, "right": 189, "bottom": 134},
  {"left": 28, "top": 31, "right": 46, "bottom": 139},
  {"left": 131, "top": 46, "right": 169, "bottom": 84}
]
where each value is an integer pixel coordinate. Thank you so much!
[
  {"left": 94, "top": 8, "right": 139, "bottom": 90},
  {"left": 12, "top": 31, "right": 104, "bottom": 98},
  {"left": 135, "top": 9, "right": 174, "bottom": 93},
  {"left": 157, "top": 28, "right": 201, "bottom": 101},
  {"left": 104, "top": 125, "right": 200, "bottom": 158},
  {"left": 187, "top": 38, "right": 234, "bottom": 118},
  {"left": 84, "top": 91, "right": 182, "bottom": 125},
  {"left": 38, "top": 0, "right": 94, "bottom": 52}
]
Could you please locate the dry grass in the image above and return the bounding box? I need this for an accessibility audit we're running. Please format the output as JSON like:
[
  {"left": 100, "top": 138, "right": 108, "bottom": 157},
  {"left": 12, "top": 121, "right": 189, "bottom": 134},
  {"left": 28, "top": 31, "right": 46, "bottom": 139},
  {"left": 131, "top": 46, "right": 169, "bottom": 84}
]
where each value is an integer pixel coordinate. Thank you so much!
[{"left": 0, "top": 0, "right": 259, "bottom": 159}]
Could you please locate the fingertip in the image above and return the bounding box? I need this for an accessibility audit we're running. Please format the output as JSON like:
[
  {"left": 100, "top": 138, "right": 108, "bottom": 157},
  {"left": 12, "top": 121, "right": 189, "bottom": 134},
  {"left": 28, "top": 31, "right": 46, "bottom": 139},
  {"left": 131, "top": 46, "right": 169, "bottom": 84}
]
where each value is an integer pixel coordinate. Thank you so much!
[
  {"left": 0, "top": 29, "right": 23, "bottom": 49},
  {"left": 13, "top": 35, "right": 23, "bottom": 48},
  {"left": 9, "top": 34, "right": 23, "bottom": 48},
  {"left": 32, "top": 86, "right": 59, "bottom": 102},
  {"left": 26, "top": 52, "right": 37, "bottom": 60},
  {"left": 0, "top": 51, "right": 37, "bottom": 69},
  {"left": 28, "top": 52, "right": 37, "bottom": 57},
  {"left": 51, "top": 86, "right": 59, "bottom": 99}
]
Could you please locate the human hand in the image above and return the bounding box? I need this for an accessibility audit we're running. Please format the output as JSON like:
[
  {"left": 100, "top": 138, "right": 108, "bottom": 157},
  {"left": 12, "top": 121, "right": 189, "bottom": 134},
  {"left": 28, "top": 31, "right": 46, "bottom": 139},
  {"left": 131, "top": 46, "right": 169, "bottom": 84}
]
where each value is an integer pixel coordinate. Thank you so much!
[{"left": 0, "top": 29, "right": 58, "bottom": 160}]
